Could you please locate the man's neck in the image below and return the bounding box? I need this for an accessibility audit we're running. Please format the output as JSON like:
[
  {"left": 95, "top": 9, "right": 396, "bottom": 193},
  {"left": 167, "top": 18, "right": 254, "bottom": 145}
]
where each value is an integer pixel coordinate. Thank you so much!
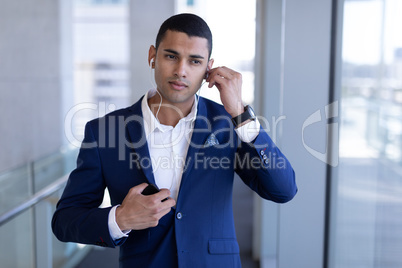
[{"left": 147, "top": 94, "right": 194, "bottom": 127}]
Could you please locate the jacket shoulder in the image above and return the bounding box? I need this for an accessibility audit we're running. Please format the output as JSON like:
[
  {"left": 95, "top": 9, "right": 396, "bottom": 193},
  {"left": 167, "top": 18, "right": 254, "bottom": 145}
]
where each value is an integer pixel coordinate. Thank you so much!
[{"left": 200, "top": 97, "right": 230, "bottom": 118}]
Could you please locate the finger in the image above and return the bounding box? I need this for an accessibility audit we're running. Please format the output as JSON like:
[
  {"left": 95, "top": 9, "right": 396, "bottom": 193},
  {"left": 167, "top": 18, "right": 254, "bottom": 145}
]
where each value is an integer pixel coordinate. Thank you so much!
[
  {"left": 121, "top": 183, "right": 148, "bottom": 206},
  {"left": 210, "top": 66, "right": 235, "bottom": 80},
  {"left": 207, "top": 67, "right": 240, "bottom": 89},
  {"left": 141, "top": 190, "right": 174, "bottom": 208},
  {"left": 154, "top": 188, "right": 171, "bottom": 201},
  {"left": 217, "top": 66, "right": 237, "bottom": 78},
  {"left": 207, "top": 71, "right": 225, "bottom": 88},
  {"left": 206, "top": 67, "right": 223, "bottom": 82},
  {"left": 208, "top": 73, "right": 231, "bottom": 89},
  {"left": 132, "top": 183, "right": 150, "bottom": 194},
  {"left": 161, "top": 197, "right": 176, "bottom": 208},
  {"left": 158, "top": 188, "right": 171, "bottom": 196},
  {"left": 155, "top": 207, "right": 174, "bottom": 220}
]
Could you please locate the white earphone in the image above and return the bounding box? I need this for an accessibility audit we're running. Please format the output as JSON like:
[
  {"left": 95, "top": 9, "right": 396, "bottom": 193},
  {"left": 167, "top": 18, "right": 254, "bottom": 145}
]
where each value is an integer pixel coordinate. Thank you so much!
[{"left": 148, "top": 58, "right": 163, "bottom": 122}]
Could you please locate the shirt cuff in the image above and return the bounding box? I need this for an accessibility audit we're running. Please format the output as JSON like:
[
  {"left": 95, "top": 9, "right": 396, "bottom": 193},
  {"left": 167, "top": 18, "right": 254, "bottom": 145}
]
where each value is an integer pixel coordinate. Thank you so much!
[
  {"left": 234, "top": 118, "right": 261, "bottom": 143},
  {"left": 108, "top": 205, "right": 130, "bottom": 241}
]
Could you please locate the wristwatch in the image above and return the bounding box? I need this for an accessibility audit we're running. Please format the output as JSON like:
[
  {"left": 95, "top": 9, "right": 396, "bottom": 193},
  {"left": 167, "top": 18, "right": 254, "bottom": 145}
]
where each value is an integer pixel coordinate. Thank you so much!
[{"left": 231, "top": 105, "right": 256, "bottom": 127}]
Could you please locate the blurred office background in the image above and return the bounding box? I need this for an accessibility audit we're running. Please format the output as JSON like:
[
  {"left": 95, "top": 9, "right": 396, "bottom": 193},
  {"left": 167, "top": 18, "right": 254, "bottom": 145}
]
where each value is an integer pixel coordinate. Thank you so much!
[{"left": 0, "top": 0, "right": 401, "bottom": 267}]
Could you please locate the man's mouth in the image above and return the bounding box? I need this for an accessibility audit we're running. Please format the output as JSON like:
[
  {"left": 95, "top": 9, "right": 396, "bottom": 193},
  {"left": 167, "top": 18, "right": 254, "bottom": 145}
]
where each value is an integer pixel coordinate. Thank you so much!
[{"left": 169, "top": 80, "right": 188, "bottom": 90}]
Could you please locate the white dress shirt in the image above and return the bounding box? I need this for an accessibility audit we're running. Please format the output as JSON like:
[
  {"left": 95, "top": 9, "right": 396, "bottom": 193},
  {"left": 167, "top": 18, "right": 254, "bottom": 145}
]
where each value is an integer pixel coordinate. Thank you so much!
[
  {"left": 109, "top": 89, "right": 261, "bottom": 240},
  {"left": 142, "top": 88, "right": 198, "bottom": 201}
]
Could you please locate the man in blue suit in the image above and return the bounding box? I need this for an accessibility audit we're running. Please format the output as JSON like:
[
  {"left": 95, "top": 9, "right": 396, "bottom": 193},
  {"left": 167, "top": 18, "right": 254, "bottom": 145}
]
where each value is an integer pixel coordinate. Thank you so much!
[{"left": 52, "top": 13, "right": 297, "bottom": 267}]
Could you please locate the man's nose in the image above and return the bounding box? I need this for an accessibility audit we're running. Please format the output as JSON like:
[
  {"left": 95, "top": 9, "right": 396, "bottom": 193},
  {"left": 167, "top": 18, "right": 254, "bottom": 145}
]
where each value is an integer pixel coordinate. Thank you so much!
[{"left": 174, "top": 60, "right": 187, "bottom": 78}]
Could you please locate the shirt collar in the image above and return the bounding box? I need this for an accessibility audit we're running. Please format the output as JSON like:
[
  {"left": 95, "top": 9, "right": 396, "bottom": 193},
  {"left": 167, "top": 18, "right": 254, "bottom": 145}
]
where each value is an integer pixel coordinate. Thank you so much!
[{"left": 141, "top": 88, "right": 198, "bottom": 135}]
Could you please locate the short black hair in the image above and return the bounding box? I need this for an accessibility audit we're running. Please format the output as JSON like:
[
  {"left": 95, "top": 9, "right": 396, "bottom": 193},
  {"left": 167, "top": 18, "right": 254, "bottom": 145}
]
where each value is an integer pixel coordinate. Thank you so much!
[{"left": 155, "top": 13, "right": 213, "bottom": 58}]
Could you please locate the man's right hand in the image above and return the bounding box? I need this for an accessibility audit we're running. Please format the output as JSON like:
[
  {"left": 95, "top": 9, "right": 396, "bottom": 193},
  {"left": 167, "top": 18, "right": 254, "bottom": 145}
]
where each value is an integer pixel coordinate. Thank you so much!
[{"left": 115, "top": 183, "right": 176, "bottom": 231}]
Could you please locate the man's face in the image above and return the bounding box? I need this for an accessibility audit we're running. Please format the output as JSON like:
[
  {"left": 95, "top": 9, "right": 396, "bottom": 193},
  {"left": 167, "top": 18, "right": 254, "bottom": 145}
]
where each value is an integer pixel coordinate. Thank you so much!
[{"left": 149, "top": 30, "right": 213, "bottom": 108}]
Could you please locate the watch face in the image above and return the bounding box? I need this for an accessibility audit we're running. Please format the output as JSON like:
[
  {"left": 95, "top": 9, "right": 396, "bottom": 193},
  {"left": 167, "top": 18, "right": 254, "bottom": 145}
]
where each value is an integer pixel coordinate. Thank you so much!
[{"left": 247, "top": 105, "right": 256, "bottom": 118}]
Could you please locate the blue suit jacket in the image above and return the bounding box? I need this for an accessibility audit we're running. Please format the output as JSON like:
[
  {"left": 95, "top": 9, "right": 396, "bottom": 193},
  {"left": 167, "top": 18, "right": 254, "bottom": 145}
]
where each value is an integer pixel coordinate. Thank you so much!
[{"left": 52, "top": 96, "right": 297, "bottom": 267}]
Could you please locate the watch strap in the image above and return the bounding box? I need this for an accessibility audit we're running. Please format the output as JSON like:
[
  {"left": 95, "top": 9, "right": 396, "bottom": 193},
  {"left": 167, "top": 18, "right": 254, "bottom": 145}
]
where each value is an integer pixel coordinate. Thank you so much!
[{"left": 231, "top": 105, "right": 255, "bottom": 127}]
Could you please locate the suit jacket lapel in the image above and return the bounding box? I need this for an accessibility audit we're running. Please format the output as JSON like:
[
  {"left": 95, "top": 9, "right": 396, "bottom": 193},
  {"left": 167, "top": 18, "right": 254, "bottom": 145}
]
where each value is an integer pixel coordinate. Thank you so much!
[
  {"left": 124, "top": 96, "right": 213, "bottom": 189},
  {"left": 180, "top": 98, "right": 210, "bottom": 187},
  {"left": 126, "top": 96, "right": 156, "bottom": 185}
]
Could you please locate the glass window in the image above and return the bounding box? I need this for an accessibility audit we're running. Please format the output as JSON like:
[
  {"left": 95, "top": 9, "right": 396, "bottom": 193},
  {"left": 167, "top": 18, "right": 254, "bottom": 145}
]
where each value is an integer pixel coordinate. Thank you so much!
[
  {"left": 331, "top": 0, "right": 402, "bottom": 267},
  {"left": 176, "top": 0, "right": 256, "bottom": 106},
  {"left": 72, "top": 0, "right": 130, "bottom": 142}
]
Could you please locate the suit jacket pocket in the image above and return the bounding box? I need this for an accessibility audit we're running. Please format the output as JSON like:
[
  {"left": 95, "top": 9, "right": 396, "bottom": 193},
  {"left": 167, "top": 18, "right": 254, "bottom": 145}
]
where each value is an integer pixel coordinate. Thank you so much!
[
  {"left": 197, "top": 144, "right": 235, "bottom": 161},
  {"left": 208, "top": 239, "right": 240, "bottom": 255}
]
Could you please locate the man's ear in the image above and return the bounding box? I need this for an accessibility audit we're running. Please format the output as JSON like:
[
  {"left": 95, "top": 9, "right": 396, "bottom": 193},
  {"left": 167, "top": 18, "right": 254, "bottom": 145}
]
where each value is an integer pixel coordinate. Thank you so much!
[
  {"left": 207, "top": 58, "right": 214, "bottom": 70},
  {"left": 148, "top": 45, "right": 156, "bottom": 67}
]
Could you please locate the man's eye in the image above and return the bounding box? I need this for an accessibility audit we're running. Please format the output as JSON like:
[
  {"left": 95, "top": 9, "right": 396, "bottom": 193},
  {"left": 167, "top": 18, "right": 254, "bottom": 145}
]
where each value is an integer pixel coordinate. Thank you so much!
[
  {"left": 191, "top": 60, "right": 201, "bottom": 65},
  {"left": 167, "top": 55, "right": 176, "bottom": 59}
]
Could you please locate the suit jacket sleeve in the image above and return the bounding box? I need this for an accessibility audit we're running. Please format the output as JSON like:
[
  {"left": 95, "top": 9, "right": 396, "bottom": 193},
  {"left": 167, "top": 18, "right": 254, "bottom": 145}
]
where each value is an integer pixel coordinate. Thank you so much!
[
  {"left": 52, "top": 121, "right": 119, "bottom": 248},
  {"left": 235, "top": 126, "right": 297, "bottom": 203}
]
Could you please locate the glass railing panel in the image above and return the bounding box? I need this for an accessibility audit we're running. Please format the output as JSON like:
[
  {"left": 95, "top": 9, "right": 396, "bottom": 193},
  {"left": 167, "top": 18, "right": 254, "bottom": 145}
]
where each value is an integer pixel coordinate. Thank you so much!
[
  {"left": 61, "top": 146, "right": 80, "bottom": 174},
  {"left": 0, "top": 165, "right": 31, "bottom": 215},
  {"left": 50, "top": 189, "right": 91, "bottom": 268},
  {"left": 0, "top": 147, "right": 82, "bottom": 268},
  {"left": 32, "top": 147, "right": 79, "bottom": 194},
  {"left": 0, "top": 209, "right": 35, "bottom": 267},
  {"left": 33, "top": 152, "right": 65, "bottom": 194}
]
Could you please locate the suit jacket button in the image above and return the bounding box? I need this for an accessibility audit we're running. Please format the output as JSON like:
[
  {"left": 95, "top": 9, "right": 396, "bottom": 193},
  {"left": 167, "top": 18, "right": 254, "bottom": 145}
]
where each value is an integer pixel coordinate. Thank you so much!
[
  {"left": 176, "top": 212, "right": 183, "bottom": 220},
  {"left": 260, "top": 150, "right": 265, "bottom": 156}
]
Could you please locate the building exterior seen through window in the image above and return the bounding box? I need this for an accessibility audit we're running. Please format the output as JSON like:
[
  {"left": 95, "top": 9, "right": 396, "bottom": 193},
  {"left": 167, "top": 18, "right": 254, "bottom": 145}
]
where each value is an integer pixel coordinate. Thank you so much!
[{"left": 332, "top": 0, "right": 402, "bottom": 267}]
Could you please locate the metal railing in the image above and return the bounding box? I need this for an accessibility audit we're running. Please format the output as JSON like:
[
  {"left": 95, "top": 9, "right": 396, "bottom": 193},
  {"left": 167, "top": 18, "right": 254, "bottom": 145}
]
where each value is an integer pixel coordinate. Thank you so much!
[
  {"left": 0, "top": 174, "right": 68, "bottom": 226},
  {"left": 0, "top": 148, "right": 90, "bottom": 268}
]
